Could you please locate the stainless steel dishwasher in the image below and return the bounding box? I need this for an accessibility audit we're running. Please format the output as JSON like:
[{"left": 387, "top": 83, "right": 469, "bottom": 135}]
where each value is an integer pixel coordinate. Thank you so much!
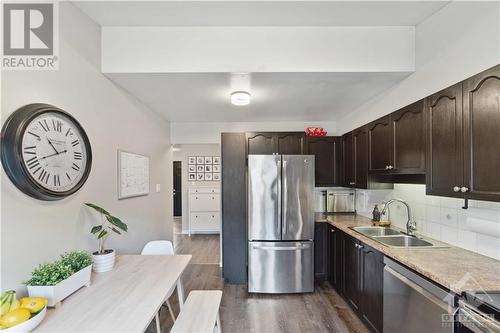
[{"left": 383, "top": 257, "right": 457, "bottom": 333}]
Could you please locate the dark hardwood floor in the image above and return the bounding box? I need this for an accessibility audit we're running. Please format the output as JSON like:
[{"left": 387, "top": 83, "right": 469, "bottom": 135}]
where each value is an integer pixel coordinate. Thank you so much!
[{"left": 146, "top": 217, "right": 368, "bottom": 333}]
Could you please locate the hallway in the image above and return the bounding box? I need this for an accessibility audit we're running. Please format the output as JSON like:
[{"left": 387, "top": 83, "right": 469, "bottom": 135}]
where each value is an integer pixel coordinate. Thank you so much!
[{"left": 146, "top": 217, "right": 367, "bottom": 333}]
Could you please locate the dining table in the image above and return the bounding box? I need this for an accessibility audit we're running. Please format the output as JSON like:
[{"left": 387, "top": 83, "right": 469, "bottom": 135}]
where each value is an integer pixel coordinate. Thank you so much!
[{"left": 35, "top": 254, "right": 192, "bottom": 332}]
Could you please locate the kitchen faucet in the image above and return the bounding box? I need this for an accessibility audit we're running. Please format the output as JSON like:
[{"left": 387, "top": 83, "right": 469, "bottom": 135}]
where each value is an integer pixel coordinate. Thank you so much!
[{"left": 381, "top": 199, "right": 417, "bottom": 236}]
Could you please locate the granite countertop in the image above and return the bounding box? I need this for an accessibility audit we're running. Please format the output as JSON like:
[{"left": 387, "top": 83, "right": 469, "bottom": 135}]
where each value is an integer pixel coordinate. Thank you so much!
[{"left": 315, "top": 213, "right": 500, "bottom": 295}]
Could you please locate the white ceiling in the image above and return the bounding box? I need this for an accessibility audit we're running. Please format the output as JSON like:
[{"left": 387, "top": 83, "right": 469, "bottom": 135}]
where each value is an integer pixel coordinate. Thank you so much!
[
  {"left": 73, "top": 1, "right": 449, "bottom": 27},
  {"left": 106, "top": 72, "right": 411, "bottom": 122}
]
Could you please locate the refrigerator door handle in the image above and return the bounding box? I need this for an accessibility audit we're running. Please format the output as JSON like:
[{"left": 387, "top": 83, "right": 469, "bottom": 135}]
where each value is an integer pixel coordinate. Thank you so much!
[
  {"left": 282, "top": 160, "right": 288, "bottom": 236},
  {"left": 251, "top": 244, "right": 311, "bottom": 251},
  {"left": 276, "top": 158, "right": 282, "bottom": 236}
]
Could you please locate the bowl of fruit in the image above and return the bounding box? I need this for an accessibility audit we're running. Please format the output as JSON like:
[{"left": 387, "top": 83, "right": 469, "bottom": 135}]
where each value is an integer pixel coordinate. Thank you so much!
[{"left": 0, "top": 291, "right": 47, "bottom": 332}]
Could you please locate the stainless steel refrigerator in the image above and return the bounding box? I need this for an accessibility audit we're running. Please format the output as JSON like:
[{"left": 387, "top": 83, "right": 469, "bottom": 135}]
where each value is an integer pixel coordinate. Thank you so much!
[{"left": 247, "top": 155, "right": 315, "bottom": 293}]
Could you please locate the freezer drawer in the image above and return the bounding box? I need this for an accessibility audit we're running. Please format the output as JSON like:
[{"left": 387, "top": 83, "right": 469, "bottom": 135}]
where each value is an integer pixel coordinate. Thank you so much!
[{"left": 248, "top": 241, "right": 314, "bottom": 294}]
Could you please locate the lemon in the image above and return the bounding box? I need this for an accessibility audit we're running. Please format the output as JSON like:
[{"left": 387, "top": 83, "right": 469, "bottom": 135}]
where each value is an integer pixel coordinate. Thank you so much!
[
  {"left": 0, "top": 308, "right": 30, "bottom": 328},
  {"left": 19, "top": 297, "right": 47, "bottom": 314}
]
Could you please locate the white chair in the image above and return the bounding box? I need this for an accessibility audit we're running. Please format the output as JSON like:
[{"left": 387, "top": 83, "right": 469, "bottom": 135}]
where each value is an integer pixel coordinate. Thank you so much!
[{"left": 141, "top": 240, "right": 177, "bottom": 332}]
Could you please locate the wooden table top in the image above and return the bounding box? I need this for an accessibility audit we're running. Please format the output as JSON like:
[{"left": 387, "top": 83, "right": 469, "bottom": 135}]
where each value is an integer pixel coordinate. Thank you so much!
[{"left": 36, "top": 254, "right": 192, "bottom": 333}]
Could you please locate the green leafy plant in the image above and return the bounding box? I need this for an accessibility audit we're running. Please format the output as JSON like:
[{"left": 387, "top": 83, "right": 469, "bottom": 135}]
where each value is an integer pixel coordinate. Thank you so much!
[
  {"left": 85, "top": 203, "right": 128, "bottom": 254},
  {"left": 60, "top": 251, "right": 92, "bottom": 272},
  {"left": 25, "top": 250, "right": 91, "bottom": 286}
]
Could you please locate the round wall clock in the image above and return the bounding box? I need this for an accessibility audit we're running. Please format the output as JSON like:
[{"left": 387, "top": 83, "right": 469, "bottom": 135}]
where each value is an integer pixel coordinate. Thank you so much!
[{"left": 1, "top": 103, "right": 92, "bottom": 201}]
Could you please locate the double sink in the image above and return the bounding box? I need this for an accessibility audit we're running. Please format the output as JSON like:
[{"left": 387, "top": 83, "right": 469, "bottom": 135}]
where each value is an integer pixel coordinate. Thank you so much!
[{"left": 350, "top": 226, "right": 445, "bottom": 248}]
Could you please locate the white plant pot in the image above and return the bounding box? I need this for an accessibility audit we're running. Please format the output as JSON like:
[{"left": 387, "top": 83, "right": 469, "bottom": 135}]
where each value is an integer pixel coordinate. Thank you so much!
[
  {"left": 27, "top": 265, "right": 92, "bottom": 307},
  {"left": 92, "top": 249, "right": 115, "bottom": 273}
]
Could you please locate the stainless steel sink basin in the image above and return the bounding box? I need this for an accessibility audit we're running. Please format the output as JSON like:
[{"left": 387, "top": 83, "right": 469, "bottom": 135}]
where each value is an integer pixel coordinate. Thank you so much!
[
  {"left": 352, "top": 226, "right": 402, "bottom": 237},
  {"left": 350, "top": 226, "right": 446, "bottom": 248},
  {"left": 372, "top": 235, "right": 434, "bottom": 247}
]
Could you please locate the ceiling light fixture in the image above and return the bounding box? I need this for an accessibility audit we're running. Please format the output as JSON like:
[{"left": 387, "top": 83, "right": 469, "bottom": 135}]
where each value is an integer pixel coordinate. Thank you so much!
[{"left": 231, "top": 91, "right": 251, "bottom": 106}]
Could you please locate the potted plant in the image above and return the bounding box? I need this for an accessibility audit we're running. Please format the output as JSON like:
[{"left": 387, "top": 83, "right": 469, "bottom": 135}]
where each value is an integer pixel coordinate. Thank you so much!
[
  {"left": 85, "top": 203, "right": 128, "bottom": 273},
  {"left": 26, "top": 251, "right": 92, "bottom": 307}
]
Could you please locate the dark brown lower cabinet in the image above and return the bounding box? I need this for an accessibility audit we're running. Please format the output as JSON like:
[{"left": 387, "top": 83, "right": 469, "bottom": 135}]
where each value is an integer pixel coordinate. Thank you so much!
[
  {"left": 328, "top": 225, "right": 344, "bottom": 293},
  {"left": 328, "top": 228, "right": 384, "bottom": 333},
  {"left": 343, "top": 235, "right": 361, "bottom": 311},
  {"left": 314, "top": 223, "right": 329, "bottom": 280},
  {"left": 360, "top": 243, "right": 384, "bottom": 333}
]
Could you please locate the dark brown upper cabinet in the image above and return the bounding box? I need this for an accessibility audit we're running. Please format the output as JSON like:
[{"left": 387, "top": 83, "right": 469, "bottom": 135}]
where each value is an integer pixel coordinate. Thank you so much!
[
  {"left": 246, "top": 132, "right": 276, "bottom": 155},
  {"left": 463, "top": 65, "right": 500, "bottom": 202},
  {"left": 367, "top": 101, "right": 426, "bottom": 176},
  {"left": 352, "top": 126, "right": 368, "bottom": 189},
  {"left": 246, "top": 132, "right": 304, "bottom": 155},
  {"left": 425, "top": 83, "right": 464, "bottom": 198},
  {"left": 276, "top": 132, "right": 305, "bottom": 154},
  {"left": 344, "top": 127, "right": 392, "bottom": 189},
  {"left": 342, "top": 132, "right": 354, "bottom": 187},
  {"left": 367, "top": 115, "right": 392, "bottom": 174},
  {"left": 305, "top": 136, "right": 342, "bottom": 186},
  {"left": 391, "top": 100, "right": 426, "bottom": 174}
]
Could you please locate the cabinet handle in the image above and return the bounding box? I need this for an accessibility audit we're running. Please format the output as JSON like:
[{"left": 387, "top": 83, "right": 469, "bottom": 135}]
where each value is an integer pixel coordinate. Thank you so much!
[
  {"left": 349, "top": 182, "right": 355, "bottom": 185},
  {"left": 330, "top": 229, "right": 335, "bottom": 233},
  {"left": 461, "top": 187, "right": 469, "bottom": 193},
  {"left": 453, "top": 186, "right": 460, "bottom": 193},
  {"left": 385, "top": 166, "right": 389, "bottom": 170},
  {"left": 389, "top": 165, "right": 394, "bottom": 170}
]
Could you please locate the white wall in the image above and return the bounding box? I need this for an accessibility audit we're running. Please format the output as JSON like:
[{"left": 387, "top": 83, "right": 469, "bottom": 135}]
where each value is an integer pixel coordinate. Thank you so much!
[
  {"left": 357, "top": 185, "right": 500, "bottom": 261},
  {"left": 102, "top": 26, "right": 414, "bottom": 73},
  {"left": 171, "top": 121, "right": 337, "bottom": 144},
  {"left": 173, "top": 144, "right": 221, "bottom": 232},
  {"left": 1, "top": 3, "right": 173, "bottom": 293},
  {"left": 336, "top": 1, "right": 500, "bottom": 134}
]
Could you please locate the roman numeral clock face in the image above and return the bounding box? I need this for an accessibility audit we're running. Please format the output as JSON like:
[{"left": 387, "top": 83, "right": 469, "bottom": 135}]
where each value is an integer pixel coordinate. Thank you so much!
[
  {"left": 21, "top": 112, "right": 88, "bottom": 192},
  {"left": 1, "top": 104, "right": 92, "bottom": 200}
]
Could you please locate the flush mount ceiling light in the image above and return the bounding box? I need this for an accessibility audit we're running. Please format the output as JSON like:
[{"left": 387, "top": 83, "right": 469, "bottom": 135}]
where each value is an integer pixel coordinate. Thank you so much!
[{"left": 230, "top": 91, "right": 251, "bottom": 106}]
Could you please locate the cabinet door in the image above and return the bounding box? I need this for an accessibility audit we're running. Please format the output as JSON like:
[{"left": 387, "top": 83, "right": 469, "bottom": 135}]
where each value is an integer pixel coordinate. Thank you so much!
[
  {"left": 246, "top": 132, "right": 276, "bottom": 155},
  {"left": 306, "top": 136, "right": 342, "bottom": 186},
  {"left": 344, "top": 235, "right": 361, "bottom": 311},
  {"left": 328, "top": 226, "right": 343, "bottom": 292},
  {"left": 425, "top": 83, "right": 464, "bottom": 197},
  {"left": 342, "top": 133, "right": 354, "bottom": 187},
  {"left": 314, "top": 223, "right": 328, "bottom": 280},
  {"left": 368, "top": 115, "right": 392, "bottom": 174},
  {"left": 463, "top": 65, "right": 500, "bottom": 202},
  {"left": 352, "top": 127, "right": 368, "bottom": 189},
  {"left": 360, "top": 244, "right": 384, "bottom": 333},
  {"left": 276, "top": 132, "right": 305, "bottom": 154},
  {"left": 391, "top": 100, "right": 426, "bottom": 174}
]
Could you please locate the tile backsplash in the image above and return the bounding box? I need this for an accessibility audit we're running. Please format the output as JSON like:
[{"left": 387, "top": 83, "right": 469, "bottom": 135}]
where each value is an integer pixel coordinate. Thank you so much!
[{"left": 356, "top": 184, "right": 500, "bottom": 260}]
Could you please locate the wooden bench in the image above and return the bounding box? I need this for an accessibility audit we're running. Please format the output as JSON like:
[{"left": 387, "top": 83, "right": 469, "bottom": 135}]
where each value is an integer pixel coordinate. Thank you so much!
[{"left": 170, "top": 290, "right": 223, "bottom": 333}]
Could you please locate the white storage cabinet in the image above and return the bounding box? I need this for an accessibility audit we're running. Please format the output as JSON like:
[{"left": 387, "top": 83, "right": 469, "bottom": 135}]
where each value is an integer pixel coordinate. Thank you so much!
[{"left": 188, "top": 188, "right": 220, "bottom": 235}]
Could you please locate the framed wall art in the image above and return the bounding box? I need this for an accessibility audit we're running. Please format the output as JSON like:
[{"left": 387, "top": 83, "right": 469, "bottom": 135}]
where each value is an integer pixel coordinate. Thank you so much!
[{"left": 187, "top": 155, "right": 221, "bottom": 182}]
